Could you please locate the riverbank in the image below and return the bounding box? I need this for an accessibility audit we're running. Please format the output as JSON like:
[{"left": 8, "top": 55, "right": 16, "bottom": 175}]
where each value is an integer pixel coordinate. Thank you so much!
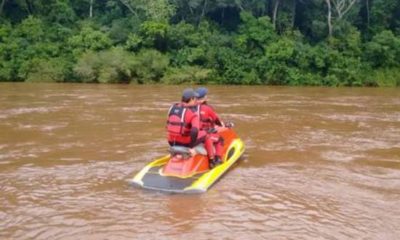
[{"left": 3, "top": 71, "right": 400, "bottom": 87}]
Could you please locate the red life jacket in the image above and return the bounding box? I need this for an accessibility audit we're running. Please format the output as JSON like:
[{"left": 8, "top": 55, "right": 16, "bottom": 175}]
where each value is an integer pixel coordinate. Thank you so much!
[{"left": 167, "top": 103, "right": 193, "bottom": 137}]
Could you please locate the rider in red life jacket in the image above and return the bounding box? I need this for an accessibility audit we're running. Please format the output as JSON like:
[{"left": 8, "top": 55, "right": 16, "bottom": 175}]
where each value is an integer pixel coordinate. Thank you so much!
[
  {"left": 195, "top": 87, "right": 224, "bottom": 167},
  {"left": 166, "top": 88, "right": 216, "bottom": 163}
]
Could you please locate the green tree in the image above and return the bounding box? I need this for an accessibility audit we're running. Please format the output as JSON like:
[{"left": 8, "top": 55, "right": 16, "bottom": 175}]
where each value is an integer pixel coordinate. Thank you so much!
[
  {"left": 162, "top": 65, "right": 212, "bottom": 84},
  {"left": 118, "top": 0, "right": 175, "bottom": 22},
  {"left": 140, "top": 20, "right": 169, "bottom": 50},
  {"left": 235, "top": 12, "right": 277, "bottom": 54},
  {"left": 68, "top": 24, "right": 112, "bottom": 56},
  {"left": 364, "top": 30, "right": 400, "bottom": 68},
  {"left": 74, "top": 47, "right": 135, "bottom": 83},
  {"left": 0, "top": 0, "right": 399, "bottom": 86},
  {"left": 73, "top": 48, "right": 169, "bottom": 83}
]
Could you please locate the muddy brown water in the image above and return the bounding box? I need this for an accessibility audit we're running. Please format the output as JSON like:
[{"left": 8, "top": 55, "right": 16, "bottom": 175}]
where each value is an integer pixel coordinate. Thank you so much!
[{"left": 0, "top": 83, "right": 399, "bottom": 239}]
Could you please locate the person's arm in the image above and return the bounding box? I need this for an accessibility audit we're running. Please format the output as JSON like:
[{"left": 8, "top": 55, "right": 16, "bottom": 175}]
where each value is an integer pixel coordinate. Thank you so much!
[
  {"left": 189, "top": 113, "right": 200, "bottom": 146},
  {"left": 208, "top": 106, "right": 224, "bottom": 127}
]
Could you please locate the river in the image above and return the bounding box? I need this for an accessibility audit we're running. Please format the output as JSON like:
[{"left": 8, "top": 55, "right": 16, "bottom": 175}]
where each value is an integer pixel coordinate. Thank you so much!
[{"left": 1, "top": 83, "right": 399, "bottom": 239}]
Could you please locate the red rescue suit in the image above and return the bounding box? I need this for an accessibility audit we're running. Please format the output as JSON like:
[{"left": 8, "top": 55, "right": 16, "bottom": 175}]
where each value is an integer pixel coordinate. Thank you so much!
[
  {"left": 198, "top": 103, "right": 224, "bottom": 158},
  {"left": 166, "top": 103, "right": 216, "bottom": 159},
  {"left": 198, "top": 103, "right": 223, "bottom": 131}
]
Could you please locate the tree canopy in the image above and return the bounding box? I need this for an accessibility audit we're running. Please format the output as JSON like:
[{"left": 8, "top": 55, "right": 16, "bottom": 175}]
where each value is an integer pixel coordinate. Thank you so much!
[{"left": 0, "top": 0, "right": 399, "bottom": 86}]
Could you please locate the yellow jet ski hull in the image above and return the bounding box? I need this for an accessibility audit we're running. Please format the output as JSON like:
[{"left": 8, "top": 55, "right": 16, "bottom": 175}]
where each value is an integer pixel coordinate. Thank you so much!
[{"left": 130, "top": 138, "right": 245, "bottom": 193}]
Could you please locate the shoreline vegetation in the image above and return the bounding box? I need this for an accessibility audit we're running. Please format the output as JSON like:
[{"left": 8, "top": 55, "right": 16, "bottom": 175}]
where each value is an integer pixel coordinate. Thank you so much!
[{"left": 0, "top": 1, "right": 399, "bottom": 87}]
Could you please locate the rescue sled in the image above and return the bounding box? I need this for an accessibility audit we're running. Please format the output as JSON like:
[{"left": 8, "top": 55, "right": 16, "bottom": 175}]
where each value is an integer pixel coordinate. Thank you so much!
[{"left": 130, "top": 126, "right": 245, "bottom": 193}]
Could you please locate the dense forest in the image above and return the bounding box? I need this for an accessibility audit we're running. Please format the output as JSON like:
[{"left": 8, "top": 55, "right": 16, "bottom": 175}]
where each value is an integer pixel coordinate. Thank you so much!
[{"left": 0, "top": 0, "right": 399, "bottom": 86}]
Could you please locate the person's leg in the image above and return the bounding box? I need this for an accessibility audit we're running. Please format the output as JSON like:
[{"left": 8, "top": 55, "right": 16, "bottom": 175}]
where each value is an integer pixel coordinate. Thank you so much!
[
  {"left": 208, "top": 134, "right": 223, "bottom": 158},
  {"left": 214, "top": 139, "right": 223, "bottom": 160},
  {"left": 203, "top": 135, "right": 215, "bottom": 160},
  {"left": 190, "top": 130, "right": 216, "bottom": 161}
]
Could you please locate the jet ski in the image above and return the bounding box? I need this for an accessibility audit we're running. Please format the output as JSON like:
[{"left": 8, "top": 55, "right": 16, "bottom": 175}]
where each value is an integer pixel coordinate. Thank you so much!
[{"left": 130, "top": 126, "right": 245, "bottom": 193}]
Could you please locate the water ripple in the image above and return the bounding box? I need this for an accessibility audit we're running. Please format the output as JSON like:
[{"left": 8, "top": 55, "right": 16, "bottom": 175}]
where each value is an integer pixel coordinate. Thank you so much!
[{"left": 1, "top": 84, "right": 400, "bottom": 239}]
